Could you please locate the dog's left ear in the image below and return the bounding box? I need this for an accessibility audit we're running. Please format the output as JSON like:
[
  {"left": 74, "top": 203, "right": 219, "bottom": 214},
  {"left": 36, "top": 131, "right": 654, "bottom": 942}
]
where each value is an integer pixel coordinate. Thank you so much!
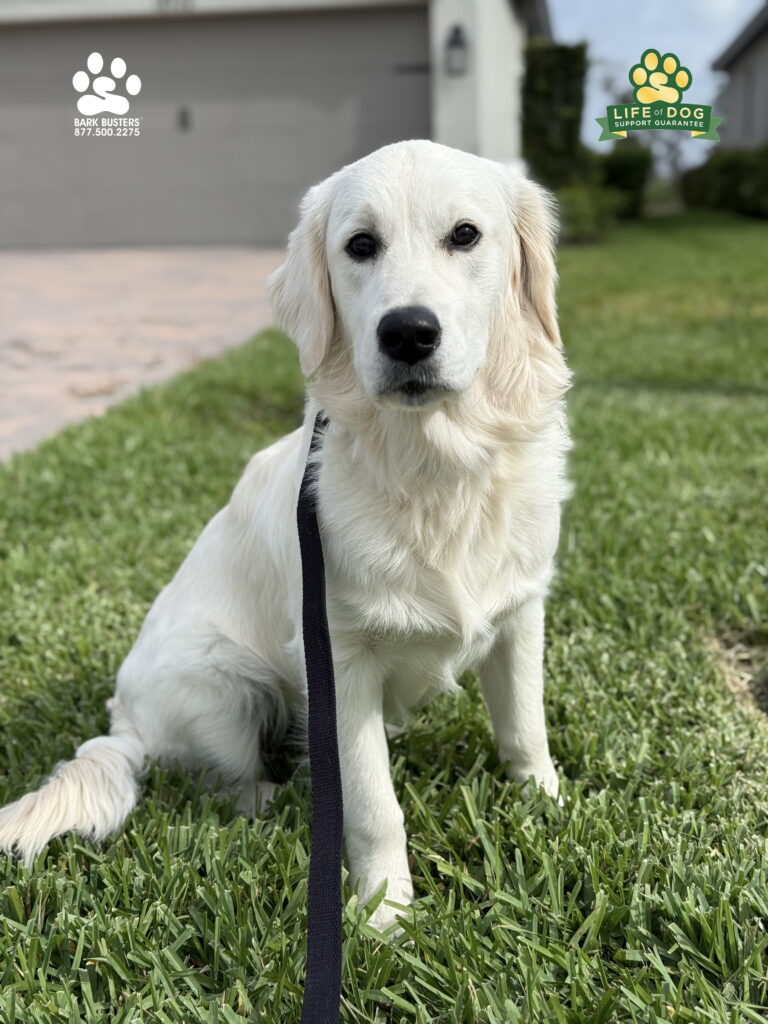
[
  {"left": 267, "top": 178, "right": 335, "bottom": 376},
  {"left": 511, "top": 177, "right": 562, "bottom": 348}
]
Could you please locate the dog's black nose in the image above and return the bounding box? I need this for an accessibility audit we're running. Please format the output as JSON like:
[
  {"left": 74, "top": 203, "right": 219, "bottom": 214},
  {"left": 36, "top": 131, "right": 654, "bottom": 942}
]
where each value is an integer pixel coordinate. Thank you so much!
[{"left": 377, "top": 306, "right": 441, "bottom": 365}]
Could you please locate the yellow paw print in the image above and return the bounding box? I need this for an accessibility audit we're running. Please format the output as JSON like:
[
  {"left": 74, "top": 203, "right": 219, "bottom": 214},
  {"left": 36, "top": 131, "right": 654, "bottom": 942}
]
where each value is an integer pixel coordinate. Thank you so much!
[{"left": 629, "top": 49, "right": 692, "bottom": 105}]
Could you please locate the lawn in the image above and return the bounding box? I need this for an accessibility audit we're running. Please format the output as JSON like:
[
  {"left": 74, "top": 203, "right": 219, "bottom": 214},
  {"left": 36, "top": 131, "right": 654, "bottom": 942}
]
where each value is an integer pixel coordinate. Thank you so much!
[{"left": 0, "top": 211, "right": 767, "bottom": 1023}]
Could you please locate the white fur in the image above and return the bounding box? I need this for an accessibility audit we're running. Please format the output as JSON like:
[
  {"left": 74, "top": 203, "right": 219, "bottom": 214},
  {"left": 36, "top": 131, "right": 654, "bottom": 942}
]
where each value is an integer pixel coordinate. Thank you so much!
[{"left": 0, "top": 141, "right": 570, "bottom": 931}]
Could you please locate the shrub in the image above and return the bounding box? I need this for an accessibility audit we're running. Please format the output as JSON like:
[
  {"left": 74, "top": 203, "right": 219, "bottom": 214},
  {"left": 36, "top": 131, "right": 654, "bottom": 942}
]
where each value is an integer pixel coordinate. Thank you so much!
[
  {"left": 522, "top": 42, "right": 588, "bottom": 190},
  {"left": 557, "top": 184, "right": 621, "bottom": 243},
  {"left": 601, "top": 143, "right": 653, "bottom": 218},
  {"left": 681, "top": 146, "right": 768, "bottom": 218}
]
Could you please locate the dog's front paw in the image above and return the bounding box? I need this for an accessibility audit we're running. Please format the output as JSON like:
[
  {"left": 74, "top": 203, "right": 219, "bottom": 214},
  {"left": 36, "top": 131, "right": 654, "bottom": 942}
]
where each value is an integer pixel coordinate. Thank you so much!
[
  {"left": 366, "top": 898, "right": 410, "bottom": 935},
  {"left": 359, "top": 873, "right": 414, "bottom": 935},
  {"left": 508, "top": 757, "right": 561, "bottom": 802}
]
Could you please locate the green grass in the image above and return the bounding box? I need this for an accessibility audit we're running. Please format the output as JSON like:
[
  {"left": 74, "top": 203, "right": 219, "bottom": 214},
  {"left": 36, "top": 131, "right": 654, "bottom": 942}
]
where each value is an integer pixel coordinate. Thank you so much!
[{"left": 1, "top": 211, "right": 767, "bottom": 1022}]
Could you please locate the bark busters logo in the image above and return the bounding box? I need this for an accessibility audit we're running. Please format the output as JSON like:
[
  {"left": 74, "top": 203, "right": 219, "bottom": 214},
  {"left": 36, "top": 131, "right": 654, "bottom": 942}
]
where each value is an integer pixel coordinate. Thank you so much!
[
  {"left": 597, "top": 49, "right": 722, "bottom": 142},
  {"left": 73, "top": 52, "right": 141, "bottom": 114},
  {"left": 72, "top": 52, "right": 142, "bottom": 136}
]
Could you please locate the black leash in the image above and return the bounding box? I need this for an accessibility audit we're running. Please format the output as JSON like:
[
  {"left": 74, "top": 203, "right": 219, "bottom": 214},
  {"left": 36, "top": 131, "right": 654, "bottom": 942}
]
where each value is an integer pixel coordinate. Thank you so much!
[{"left": 297, "top": 412, "right": 344, "bottom": 1024}]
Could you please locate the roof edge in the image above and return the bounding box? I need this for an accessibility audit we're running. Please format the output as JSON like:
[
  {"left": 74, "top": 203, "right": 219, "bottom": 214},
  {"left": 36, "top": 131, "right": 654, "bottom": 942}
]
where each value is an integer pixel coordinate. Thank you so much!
[
  {"left": 513, "top": 0, "right": 551, "bottom": 39},
  {"left": 713, "top": 1, "right": 768, "bottom": 70}
]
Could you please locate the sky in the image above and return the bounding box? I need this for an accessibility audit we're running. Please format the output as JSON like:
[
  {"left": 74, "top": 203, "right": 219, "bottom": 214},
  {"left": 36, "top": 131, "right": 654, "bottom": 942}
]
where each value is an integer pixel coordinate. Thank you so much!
[{"left": 547, "top": 0, "right": 764, "bottom": 166}]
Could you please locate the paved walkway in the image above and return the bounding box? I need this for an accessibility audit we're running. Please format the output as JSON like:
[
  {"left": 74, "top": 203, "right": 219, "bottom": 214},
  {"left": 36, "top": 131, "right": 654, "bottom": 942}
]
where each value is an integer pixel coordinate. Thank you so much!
[{"left": 0, "top": 247, "right": 284, "bottom": 461}]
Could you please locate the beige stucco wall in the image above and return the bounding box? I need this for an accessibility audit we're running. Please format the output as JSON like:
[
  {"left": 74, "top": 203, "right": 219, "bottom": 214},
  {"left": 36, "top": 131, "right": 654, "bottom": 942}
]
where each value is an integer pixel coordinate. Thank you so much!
[{"left": 430, "top": 0, "right": 525, "bottom": 166}]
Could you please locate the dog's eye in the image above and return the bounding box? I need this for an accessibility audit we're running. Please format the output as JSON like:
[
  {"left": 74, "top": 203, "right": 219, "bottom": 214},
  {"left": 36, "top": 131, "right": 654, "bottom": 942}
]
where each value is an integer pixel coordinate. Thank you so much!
[
  {"left": 345, "top": 233, "right": 378, "bottom": 261},
  {"left": 450, "top": 223, "right": 480, "bottom": 249}
]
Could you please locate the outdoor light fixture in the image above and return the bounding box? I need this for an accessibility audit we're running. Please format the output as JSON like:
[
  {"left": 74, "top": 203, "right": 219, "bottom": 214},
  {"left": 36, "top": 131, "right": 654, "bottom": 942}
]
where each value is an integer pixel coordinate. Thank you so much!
[{"left": 445, "top": 24, "right": 469, "bottom": 76}]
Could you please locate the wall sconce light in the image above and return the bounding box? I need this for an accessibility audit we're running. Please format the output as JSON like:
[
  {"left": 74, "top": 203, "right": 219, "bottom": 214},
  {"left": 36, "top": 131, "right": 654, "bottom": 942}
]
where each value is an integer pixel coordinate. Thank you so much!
[{"left": 445, "top": 24, "right": 469, "bottom": 77}]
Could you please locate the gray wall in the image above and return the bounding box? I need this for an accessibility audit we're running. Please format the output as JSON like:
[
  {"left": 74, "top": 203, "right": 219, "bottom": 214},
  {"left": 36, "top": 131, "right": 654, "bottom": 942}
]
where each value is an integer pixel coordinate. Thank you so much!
[
  {"left": 720, "top": 31, "right": 768, "bottom": 148},
  {"left": 0, "top": 8, "right": 431, "bottom": 246}
]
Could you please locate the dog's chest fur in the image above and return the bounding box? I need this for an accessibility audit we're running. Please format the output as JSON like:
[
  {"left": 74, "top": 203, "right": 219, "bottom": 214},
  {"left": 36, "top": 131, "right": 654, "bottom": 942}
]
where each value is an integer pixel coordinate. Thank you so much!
[{"left": 317, "top": 421, "right": 565, "bottom": 706}]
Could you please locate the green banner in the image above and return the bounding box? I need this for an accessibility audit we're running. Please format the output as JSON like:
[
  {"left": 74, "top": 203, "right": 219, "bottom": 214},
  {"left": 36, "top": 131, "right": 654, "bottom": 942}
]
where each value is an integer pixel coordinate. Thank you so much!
[{"left": 597, "top": 102, "right": 722, "bottom": 142}]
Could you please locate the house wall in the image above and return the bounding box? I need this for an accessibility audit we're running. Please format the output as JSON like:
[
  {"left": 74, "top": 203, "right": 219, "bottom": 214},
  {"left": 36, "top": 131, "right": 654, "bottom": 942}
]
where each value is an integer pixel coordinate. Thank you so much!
[
  {"left": 430, "top": 0, "right": 478, "bottom": 154},
  {"left": 475, "top": 0, "right": 525, "bottom": 165},
  {"left": 430, "top": 0, "right": 524, "bottom": 165},
  {"left": 720, "top": 31, "right": 768, "bottom": 147}
]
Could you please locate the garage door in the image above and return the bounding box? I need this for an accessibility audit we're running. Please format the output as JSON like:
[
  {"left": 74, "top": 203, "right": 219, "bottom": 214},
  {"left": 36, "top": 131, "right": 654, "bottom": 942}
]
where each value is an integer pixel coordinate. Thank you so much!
[{"left": 0, "top": 7, "right": 430, "bottom": 246}]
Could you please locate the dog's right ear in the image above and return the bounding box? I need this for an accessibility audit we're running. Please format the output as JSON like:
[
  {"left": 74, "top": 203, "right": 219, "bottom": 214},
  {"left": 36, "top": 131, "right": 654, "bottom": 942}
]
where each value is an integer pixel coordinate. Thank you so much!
[
  {"left": 267, "top": 179, "right": 335, "bottom": 377},
  {"left": 513, "top": 177, "right": 562, "bottom": 349}
]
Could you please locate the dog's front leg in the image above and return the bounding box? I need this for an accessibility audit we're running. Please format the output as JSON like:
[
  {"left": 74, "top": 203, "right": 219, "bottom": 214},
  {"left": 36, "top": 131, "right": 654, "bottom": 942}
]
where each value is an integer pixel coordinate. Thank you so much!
[
  {"left": 334, "top": 649, "right": 413, "bottom": 932},
  {"left": 478, "top": 597, "right": 559, "bottom": 798}
]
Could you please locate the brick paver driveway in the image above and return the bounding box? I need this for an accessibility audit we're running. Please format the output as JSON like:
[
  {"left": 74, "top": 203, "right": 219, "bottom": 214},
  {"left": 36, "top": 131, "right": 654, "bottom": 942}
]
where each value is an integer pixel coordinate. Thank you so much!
[{"left": 0, "top": 247, "right": 284, "bottom": 460}]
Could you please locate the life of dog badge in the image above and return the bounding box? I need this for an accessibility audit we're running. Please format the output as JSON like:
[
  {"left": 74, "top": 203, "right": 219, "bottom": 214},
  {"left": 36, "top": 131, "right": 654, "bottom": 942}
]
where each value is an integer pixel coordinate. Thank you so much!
[{"left": 597, "top": 48, "right": 722, "bottom": 142}]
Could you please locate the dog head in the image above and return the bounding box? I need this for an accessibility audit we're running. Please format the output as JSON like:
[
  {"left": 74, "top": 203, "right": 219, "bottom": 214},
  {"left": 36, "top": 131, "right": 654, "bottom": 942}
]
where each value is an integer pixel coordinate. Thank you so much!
[{"left": 268, "top": 140, "right": 563, "bottom": 415}]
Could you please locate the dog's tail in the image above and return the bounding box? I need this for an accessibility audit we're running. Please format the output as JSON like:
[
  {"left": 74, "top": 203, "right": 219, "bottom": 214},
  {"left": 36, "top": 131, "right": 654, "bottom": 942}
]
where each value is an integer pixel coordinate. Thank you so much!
[{"left": 0, "top": 698, "right": 145, "bottom": 866}]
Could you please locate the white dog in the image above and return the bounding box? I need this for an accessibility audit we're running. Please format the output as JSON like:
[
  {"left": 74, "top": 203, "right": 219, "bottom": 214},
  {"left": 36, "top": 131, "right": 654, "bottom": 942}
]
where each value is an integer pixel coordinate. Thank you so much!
[{"left": 0, "top": 140, "right": 570, "bottom": 931}]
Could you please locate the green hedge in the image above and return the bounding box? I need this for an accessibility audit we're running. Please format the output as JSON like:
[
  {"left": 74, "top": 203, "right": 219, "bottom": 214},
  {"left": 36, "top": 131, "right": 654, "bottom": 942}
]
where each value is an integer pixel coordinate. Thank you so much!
[
  {"left": 522, "top": 41, "right": 589, "bottom": 190},
  {"left": 601, "top": 144, "right": 653, "bottom": 218},
  {"left": 680, "top": 146, "right": 768, "bottom": 217}
]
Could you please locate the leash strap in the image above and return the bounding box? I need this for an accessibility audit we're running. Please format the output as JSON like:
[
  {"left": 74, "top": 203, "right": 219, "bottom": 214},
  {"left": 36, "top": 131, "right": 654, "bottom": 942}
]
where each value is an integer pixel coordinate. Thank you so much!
[{"left": 297, "top": 413, "right": 344, "bottom": 1024}]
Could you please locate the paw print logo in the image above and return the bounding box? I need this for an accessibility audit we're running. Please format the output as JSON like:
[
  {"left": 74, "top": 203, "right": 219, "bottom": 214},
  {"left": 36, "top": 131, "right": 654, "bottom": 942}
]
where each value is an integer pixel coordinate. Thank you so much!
[
  {"left": 629, "top": 49, "right": 692, "bottom": 105},
  {"left": 72, "top": 52, "right": 141, "bottom": 116}
]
